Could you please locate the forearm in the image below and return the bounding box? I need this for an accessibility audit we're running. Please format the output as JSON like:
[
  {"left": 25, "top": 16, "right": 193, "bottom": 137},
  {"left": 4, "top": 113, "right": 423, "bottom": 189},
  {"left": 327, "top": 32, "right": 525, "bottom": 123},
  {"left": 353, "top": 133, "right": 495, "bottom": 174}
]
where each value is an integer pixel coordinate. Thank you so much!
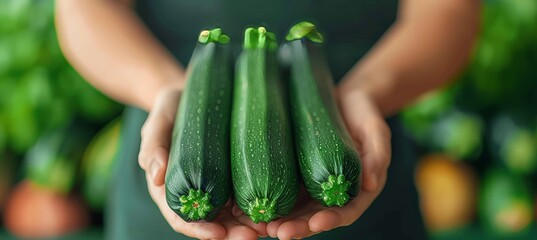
[
  {"left": 55, "top": 0, "right": 184, "bottom": 111},
  {"left": 340, "top": 0, "right": 480, "bottom": 116}
]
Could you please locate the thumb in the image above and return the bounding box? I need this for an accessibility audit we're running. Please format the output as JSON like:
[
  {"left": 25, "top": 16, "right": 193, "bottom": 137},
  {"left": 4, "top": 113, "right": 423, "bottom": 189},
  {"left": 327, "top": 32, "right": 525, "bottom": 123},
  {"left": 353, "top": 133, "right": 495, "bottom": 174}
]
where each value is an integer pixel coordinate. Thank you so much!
[
  {"left": 138, "top": 89, "right": 181, "bottom": 186},
  {"left": 353, "top": 119, "right": 392, "bottom": 192}
]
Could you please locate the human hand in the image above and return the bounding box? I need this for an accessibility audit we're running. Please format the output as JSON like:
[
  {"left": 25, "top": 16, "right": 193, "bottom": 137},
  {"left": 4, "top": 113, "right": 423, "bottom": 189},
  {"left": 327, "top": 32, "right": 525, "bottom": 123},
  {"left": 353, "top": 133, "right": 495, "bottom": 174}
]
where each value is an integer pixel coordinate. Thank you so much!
[
  {"left": 138, "top": 87, "right": 267, "bottom": 240},
  {"left": 266, "top": 88, "right": 392, "bottom": 240}
]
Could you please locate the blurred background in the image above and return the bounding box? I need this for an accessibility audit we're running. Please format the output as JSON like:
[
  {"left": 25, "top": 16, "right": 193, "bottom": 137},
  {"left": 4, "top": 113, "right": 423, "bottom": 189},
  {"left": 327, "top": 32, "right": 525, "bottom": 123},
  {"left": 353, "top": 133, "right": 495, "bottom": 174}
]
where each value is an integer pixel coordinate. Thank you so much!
[{"left": 0, "top": 0, "right": 536, "bottom": 239}]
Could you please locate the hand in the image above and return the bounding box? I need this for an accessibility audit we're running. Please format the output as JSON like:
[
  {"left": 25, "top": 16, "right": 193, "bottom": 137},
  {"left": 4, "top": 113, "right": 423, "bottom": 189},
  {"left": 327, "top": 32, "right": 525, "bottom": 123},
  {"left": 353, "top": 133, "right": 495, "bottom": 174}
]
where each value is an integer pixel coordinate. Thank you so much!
[
  {"left": 138, "top": 87, "right": 267, "bottom": 240},
  {"left": 266, "top": 88, "right": 392, "bottom": 240}
]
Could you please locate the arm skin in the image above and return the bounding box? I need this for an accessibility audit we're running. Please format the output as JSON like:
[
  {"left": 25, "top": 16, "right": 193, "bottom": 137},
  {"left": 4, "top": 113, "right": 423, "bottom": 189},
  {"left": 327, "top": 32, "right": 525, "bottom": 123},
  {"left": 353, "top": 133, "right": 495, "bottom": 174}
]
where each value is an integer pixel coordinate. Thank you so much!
[
  {"left": 339, "top": 0, "right": 481, "bottom": 116},
  {"left": 55, "top": 0, "right": 184, "bottom": 111},
  {"left": 55, "top": 1, "right": 266, "bottom": 239},
  {"left": 268, "top": 1, "right": 480, "bottom": 239}
]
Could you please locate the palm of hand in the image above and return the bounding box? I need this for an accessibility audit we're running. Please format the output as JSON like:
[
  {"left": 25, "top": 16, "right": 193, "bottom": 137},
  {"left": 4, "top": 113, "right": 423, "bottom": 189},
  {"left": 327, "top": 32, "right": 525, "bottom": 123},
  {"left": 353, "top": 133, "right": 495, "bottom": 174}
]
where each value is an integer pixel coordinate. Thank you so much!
[
  {"left": 140, "top": 88, "right": 267, "bottom": 239},
  {"left": 264, "top": 89, "right": 392, "bottom": 240},
  {"left": 140, "top": 87, "right": 391, "bottom": 240},
  {"left": 145, "top": 167, "right": 267, "bottom": 240}
]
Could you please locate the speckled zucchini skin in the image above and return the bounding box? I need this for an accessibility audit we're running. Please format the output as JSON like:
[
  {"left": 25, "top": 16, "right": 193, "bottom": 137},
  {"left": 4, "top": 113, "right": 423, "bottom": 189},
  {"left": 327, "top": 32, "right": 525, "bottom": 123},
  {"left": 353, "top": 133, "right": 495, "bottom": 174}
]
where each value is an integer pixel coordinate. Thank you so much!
[
  {"left": 285, "top": 22, "right": 362, "bottom": 207},
  {"left": 231, "top": 27, "right": 299, "bottom": 223},
  {"left": 165, "top": 29, "right": 232, "bottom": 222}
]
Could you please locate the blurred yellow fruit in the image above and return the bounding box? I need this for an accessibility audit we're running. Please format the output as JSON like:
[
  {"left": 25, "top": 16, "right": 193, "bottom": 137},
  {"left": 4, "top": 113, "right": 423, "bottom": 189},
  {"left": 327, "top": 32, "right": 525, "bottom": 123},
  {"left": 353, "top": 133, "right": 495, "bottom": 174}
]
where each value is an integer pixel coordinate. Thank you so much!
[{"left": 415, "top": 154, "right": 477, "bottom": 232}]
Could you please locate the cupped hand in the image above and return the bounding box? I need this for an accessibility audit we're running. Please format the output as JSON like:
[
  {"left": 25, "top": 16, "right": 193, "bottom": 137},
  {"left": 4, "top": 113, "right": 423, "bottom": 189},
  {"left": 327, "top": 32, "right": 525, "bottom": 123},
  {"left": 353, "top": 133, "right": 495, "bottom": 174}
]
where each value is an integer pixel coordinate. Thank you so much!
[
  {"left": 138, "top": 87, "right": 266, "bottom": 240},
  {"left": 267, "top": 88, "right": 392, "bottom": 240}
]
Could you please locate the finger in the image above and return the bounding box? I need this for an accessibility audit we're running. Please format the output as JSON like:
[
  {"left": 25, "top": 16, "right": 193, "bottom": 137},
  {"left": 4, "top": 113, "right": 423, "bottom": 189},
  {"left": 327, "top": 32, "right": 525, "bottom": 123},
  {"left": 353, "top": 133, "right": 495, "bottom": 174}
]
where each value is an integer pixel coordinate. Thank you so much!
[
  {"left": 273, "top": 209, "right": 320, "bottom": 239},
  {"left": 308, "top": 209, "right": 341, "bottom": 232},
  {"left": 338, "top": 91, "right": 392, "bottom": 192},
  {"left": 277, "top": 218, "right": 311, "bottom": 240},
  {"left": 352, "top": 117, "right": 391, "bottom": 192},
  {"left": 238, "top": 217, "right": 268, "bottom": 237},
  {"left": 145, "top": 173, "right": 226, "bottom": 239},
  {"left": 220, "top": 219, "right": 259, "bottom": 240},
  {"left": 226, "top": 208, "right": 269, "bottom": 237},
  {"left": 268, "top": 201, "right": 323, "bottom": 238},
  {"left": 138, "top": 89, "right": 181, "bottom": 185},
  {"left": 266, "top": 218, "right": 283, "bottom": 238},
  {"left": 146, "top": 147, "right": 168, "bottom": 186}
]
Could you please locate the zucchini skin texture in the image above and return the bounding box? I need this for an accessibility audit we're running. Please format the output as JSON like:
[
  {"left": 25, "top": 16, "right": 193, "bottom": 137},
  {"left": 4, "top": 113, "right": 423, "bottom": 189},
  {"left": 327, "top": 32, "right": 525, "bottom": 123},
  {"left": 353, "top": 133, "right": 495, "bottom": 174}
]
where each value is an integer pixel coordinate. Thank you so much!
[
  {"left": 165, "top": 40, "right": 232, "bottom": 222},
  {"left": 287, "top": 39, "right": 362, "bottom": 207},
  {"left": 231, "top": 31, "right": 298, "bottom": 223}
]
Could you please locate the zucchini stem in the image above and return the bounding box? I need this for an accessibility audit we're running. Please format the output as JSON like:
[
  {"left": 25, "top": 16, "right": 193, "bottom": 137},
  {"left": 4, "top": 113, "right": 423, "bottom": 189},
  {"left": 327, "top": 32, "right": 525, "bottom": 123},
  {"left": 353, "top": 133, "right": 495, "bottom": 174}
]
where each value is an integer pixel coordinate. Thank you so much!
[
  {"left": 243, "top": 27, "right": 277, "bottom": 50},
  {"left": 198, "top": 28, "right": 230, "bottom": 44},
  {"left": 320, "top": 174, "right": 351, "bottom": 207},
  {"left": 179, "top": 189, "right": 214, "bottom": 221},
  {"left": 285, "top": 21, "right": 324, "bottom": 43},
  {"left": 247, "top": 197, "right": 277, "bottom": 223}
]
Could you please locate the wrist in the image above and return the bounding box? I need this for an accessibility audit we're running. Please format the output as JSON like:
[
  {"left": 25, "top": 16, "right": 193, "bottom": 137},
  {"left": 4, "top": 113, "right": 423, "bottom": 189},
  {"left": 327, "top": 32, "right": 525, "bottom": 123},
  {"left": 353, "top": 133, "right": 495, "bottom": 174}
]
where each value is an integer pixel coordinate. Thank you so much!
[
  {"left": 338, "top": 72, "right": 395, "bottom": 116},
  {"left": 138, "top": 77, "right": 184, "bottom": 112},
  {"left": 138, "top": 60, "right": 185, "bottom": 111}
]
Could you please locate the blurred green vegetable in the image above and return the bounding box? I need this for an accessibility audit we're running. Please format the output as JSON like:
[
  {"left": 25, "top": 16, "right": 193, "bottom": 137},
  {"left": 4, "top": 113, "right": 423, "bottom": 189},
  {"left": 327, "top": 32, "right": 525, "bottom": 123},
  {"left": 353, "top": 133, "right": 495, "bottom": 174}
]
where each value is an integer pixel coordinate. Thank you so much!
[
  {"left": 24, "top": 122, "right": 93, "bottom": 194},
  {"left": 479, "top": 168, "right": 534, "bottom": 238},
  {"left": 491, "top": 115, "right": 537, "bottom": 175},
  {"left": 0, "top": 0, "right": 121, "bottom": 154},
  {"left": 402, "top": 89, "right": 455, "bottom": 144},
  {"left": 430, "top": 110, "right": 484, "bottom": 160},
  {"left": 82, "top": 118, "right": 122, "bottom": 210}
]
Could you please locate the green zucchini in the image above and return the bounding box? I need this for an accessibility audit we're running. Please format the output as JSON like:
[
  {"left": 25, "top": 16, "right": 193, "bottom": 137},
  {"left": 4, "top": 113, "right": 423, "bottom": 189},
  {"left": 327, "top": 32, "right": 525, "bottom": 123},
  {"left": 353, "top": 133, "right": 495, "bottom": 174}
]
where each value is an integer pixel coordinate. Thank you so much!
[
  {"left": 231, "top": 27, "right": 298, "bottom": 223},
  {"left": 284, "top": 22, "right": 362, "bottom": 207},
  {"left": 165, "top": 28, "right": 232, "bottom": 222}
]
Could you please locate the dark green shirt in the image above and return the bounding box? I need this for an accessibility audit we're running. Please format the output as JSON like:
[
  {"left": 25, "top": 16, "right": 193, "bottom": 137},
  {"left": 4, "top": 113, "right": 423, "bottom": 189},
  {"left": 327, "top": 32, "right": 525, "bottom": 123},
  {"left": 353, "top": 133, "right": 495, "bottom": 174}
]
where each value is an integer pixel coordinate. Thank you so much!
[{"left": 135, "top": 0, "right": 397, "bottom": 81}]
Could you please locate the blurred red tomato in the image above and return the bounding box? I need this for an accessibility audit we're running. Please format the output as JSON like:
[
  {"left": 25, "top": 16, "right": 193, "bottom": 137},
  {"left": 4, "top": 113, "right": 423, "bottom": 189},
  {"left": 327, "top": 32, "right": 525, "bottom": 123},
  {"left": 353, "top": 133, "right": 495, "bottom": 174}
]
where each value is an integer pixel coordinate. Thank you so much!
[{"left": 3, "top": 180, "right": 90, "bottom": 238}]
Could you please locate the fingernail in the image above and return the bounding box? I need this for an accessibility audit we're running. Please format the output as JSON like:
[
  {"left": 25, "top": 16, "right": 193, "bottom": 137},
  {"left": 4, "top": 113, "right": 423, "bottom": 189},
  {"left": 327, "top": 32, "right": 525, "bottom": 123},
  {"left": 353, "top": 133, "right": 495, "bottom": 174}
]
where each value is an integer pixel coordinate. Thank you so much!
[{"left": 150, "top": 160, "right": 161, "bottom": 182}]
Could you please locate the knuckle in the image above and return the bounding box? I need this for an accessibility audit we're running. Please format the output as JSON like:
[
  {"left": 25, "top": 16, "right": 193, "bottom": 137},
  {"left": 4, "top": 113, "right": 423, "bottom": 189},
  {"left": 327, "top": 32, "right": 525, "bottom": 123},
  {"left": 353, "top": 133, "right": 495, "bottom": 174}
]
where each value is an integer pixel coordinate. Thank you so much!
[
  {"left": 374, "top": 148, "right": 391, "bottom": 168},
  {"left": 138, "top": 146, "right": 169, "bottom": 171},
  {"left": 380, "top": 156, "right": 391, "bottom": 170},
  {"left": 374, "top": 118, "right": 391, "bottom": 137},
  {"left": 140, "top": 121, "right": 150, "bottom": 139},
  {"left": 138, "top": 150, "right": 150, "bottom": 170}
]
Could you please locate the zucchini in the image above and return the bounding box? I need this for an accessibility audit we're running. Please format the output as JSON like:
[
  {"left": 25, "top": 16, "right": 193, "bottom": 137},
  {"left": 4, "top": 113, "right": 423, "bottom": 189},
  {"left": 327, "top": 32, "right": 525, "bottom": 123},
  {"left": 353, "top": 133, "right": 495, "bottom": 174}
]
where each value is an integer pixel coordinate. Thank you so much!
[
  {"left": 284, "top": 22, "right": 362, "bottom": 207},
  {"left": 165, "top": 28, "right": 232, "bottom": 222},
  {"left": 231, "top": 27, "right": 298, "bottom": 223}
]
